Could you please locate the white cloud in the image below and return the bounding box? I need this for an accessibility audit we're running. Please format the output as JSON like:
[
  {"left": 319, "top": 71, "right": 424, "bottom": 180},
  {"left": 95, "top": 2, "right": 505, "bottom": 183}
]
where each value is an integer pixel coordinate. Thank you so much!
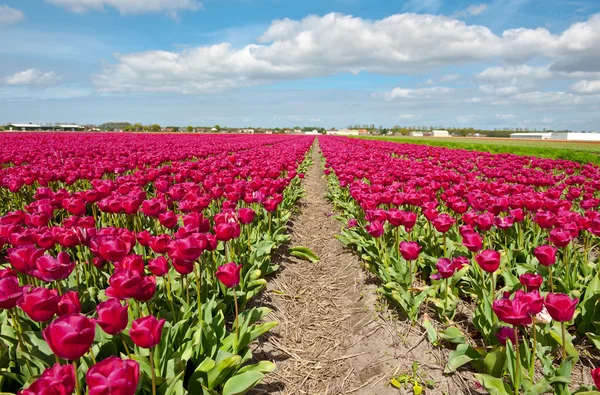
[
  {"left": 4, "top": 69, "right": 62, "bottom": 87},
  {"left": 453, "top": 3, "right": 488, "bottom": 18},
  {"left": 479, "top": 84, "right": 520, "bottom": 95},
  {"left": 398, "top": 114, "right": 419, "bottom": 119},
  {"left": 477, "top": 65, "right": 553, "bottom": 82},
  {"left": 94, "top": 12, "right": 600, "bottom": 94},
  {"left": 45, "top": 0, "right": 201, "bottom": 16},
  {"left": 571, "top": 80, "right": 600, "bottom": 94},
  {"left": 383, "top": 86, "right": 452, "bottom": 100},
  {"left": 495, "top": 114, "right": 515, "bottom": 119},
  {"left": 542, "top": 117, "right": 555, "bottom": 124},
  {"left": 0, "top": 5, "right": 24, "bottom": 23}
]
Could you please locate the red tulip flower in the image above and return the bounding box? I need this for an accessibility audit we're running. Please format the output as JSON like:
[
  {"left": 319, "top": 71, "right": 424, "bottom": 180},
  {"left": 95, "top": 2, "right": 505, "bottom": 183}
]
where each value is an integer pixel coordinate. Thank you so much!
[
  {"left": 8, "top": 245, "right": 44, "bottom": 274},
  {"left": 19, "top": 363, "right": 75, "bottom": 395},
  {"left": 432, "top": 214, "right": 455, "bottom": 233},
  {"left": 0, "top": 276, "right": 23, "bottom": 310},
  {"left": 106, "top": 270, "right": 143, "bottom": 300},
  {"left": 399, "top": 241, "right": 421, "bottom": 261},
  {"left": 17, "top": 287, "right": 60, "bottom": 322},
  {"left": 167, "top": 237, "right": 203, "bottom": 262},
  {"left": 492, "top": 298, "right": 532, "bottom": 327},
  {"left": 548, "top": 228, "right": 572, "bottom": 248},
  {"left": 514, "top": 289, "right": 544, "bottom": 315},
  {"left": 533, "top": 245, "right": 557, "bottom": 266},
  {"left": 519, "top": 273, "right": 543, "bottom": 292},
  {"left": 545, "top": 293, "right": 578, "bottom": 322},
  {"left": 592, "top": 367, "right": 600, "bottom": 390},
  {"left": 461, "top": 230, "right": 483, "bottom": 252},
  {"left": 43, "top": 313, "right": 96, "bottom": 360},
  {"left": 148, "top": 256, "right": 169, "bottom": 277},
  {"left": 237, "top": 208, "right": 255, "bottom": 224},
  {"left": 216, "top": 262, "right": 242, "bottom": 288},
  {"left": 475, "top": 250, "right": 501, "bottom": 273},
  {"left": 496, "top": 326, "right": 518, "bottom": 346},
  {"left": 57, "top": 291, "right": 81, "bottom": 316},
  {"left": 130, "top": 315, "right": 165, "bottom": 348},
  {"left": 158, "top": 211, "right": 178, "bottom": 229},
  {"left": 430, "top": 258, "right": 455, "bottom": 280},
  {"left": 135, "top": 276, "right": 157, "bottom": 302},
  {"left": 96, "top": 298, "right": 129, "bottom": 335},
  {"left": 86, "top": 356, "right": 140, "bottom": 395},
  {"left": 366, "top": 221, "right": 384, "bottom": 238},
  {"left": 35, "top": 252, "right": 75, "bottom": 282}
]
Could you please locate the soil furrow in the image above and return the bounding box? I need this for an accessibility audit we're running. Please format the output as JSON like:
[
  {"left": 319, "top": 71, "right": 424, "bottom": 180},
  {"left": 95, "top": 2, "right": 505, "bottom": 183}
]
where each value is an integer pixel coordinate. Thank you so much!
[{"left": 251, "top": 138, "right": 464, "bottom": 395}]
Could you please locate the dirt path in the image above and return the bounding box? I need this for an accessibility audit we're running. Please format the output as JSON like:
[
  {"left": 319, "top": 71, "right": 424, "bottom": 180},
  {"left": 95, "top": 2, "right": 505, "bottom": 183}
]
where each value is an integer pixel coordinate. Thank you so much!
[{"left": 252, "top": 139, "right": 466, "bottom": 395}]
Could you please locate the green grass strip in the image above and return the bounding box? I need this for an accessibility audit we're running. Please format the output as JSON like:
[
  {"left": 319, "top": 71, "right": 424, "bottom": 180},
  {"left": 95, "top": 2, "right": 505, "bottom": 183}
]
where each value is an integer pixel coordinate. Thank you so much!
[{"left": 355, "top": 136, "right": 600, "bottom": 165}]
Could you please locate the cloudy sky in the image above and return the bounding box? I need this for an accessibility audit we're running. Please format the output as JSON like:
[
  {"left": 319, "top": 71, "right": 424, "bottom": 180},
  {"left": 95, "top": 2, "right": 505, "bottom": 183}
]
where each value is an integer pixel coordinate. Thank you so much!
[{"left": 0, "top": 0, "right": 599, "bottom": 130}]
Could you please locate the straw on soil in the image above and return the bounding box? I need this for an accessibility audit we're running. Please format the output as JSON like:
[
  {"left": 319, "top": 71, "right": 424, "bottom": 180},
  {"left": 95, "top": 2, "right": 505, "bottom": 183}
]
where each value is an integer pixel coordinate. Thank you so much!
[{"left": 251, "top": 139, "right": 473, "bottom": 395}]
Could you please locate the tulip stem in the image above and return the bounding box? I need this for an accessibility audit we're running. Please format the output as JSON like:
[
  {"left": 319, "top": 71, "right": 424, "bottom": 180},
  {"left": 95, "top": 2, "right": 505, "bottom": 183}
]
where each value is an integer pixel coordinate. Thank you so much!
[
  {"left": 530, "top": 318, "right": 537, "bottom": 380},
  {"left": 165, "top": 272, "right": 176, "bottom": 319},
  {"left": 549, "top": 267, "right": 555, "bottom": 293},
  {"left": 195, "top": 262, "right": 203, "bottom": 322},
  {"left": 514, "top": 326, "right": 520, "bottom": 392},
  {"left": 120, "top": 334, "right": 132, "bottom": 359},
  {"left": 10, "top": 309, "right": 33, "bottom": 377},
  {"left": 561, "top": 321, "right": 567, "bottom": 360},
  {"left": 149, "top": 348, "right": 157, "bottom": 395},
  {"left": 444, "top": 278, "right": 448, "bottom": 312},
  {"left": 443, "top": 233, "right": 446, "bottom": 257},
  {"left": 183, "top": 276, "right": 190, "bottom": 305},
  {"left": 563, "top": 246, "right": 571, "bottom": 290},
  {"left": 73, "top": 359, "right": 81, "bottom": 395},
  {"left": 233, "top": 288, "right": 240, "bottom": 351}
]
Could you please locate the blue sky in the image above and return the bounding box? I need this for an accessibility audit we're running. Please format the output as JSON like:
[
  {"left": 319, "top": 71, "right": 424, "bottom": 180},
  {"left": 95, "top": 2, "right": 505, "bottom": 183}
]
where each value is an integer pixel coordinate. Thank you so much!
[{"left": 1, "top": 0, "right": 599, "bottom": 130}]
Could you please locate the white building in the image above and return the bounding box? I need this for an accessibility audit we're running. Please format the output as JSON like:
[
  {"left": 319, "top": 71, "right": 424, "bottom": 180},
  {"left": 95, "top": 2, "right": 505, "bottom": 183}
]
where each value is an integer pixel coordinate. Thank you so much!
[
  {"left": 327, "top": 129, "right": 359, "bottom": 136},
  {"left": 409, "top": 131, "right": 424, "bottom": 137},
  {"left": 431, "top": 130, "right": 449, "bottom": 137},
  {"left": 510, "top": 132, "right": 552, "bottom": 140},
  {"left": 550, "top": 132, "right": 600, "bottom": 141},
  {"left": 5, "top": 123, "right": 42, "bottom": 131},
  {"left": 304, "top": 130, "right": 319, "bottom": 135}
]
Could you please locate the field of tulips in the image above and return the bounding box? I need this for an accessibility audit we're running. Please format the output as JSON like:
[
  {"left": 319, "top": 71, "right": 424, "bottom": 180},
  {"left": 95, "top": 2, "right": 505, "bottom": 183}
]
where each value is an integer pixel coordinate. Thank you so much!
[
  {"left": 321, "top": 136, "right": 600, "bottom": 394},
  {"left": 0, "top": 133, "right": 314, "bottom": 395}
]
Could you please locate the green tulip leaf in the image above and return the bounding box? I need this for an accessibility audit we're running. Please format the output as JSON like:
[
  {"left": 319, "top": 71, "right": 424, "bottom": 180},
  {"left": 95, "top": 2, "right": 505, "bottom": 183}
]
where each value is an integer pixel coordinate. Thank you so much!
[
  {"left": 289, "top": 246, "right": 320, "bottom": 263},
  {"left": 222, "top": 371, "right": 265, "bottom": 395},
  {"left": 438, "top": 326, "right": 467, "bottom": 344},
  {"left": 474, "top": 373, "right": 514, "bottom": 395}
]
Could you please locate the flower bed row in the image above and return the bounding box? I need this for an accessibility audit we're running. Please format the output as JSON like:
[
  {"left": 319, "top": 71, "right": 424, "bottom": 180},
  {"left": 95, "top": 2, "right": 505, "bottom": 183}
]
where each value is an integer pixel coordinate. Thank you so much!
[
  {"left": 320, "top": 136, "right": 600, "bottom": 394},
  {"left": 0, "top": 133, "right": 315, "bottom": 395}
]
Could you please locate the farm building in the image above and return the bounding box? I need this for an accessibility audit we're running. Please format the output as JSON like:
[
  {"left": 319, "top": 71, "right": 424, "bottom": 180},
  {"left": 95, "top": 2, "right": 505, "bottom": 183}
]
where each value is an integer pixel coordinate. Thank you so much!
[
  {"left": 53, "top": 124, "right": 84, "bottom": 131},
  {"left": 510, "top": 132, "right": 553, "bottom": 140},
  {"left": 409, "top": 131, "right": 424, "bottom": 137},
  {"left": 5, "top": 123, "right": 42, "bottom": 131},
  {"left": 327, "top": 129, "right": 359, "bottom": 136},
  {"left": 431, "top": 130, "right": 449, "bottom": 137},
  {"left": 550, "top": 132, "right": 600, "bottom": 141},
  {"left": 304, "top": 130, "right": 319, "bottom": 135}
]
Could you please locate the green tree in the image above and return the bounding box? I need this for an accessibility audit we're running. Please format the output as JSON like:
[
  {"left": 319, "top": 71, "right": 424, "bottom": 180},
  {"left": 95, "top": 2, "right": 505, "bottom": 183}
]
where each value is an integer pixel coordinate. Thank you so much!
[
  {"left": 187, "top": 126, "right": 193, "bottom": 133},
  {"left": 214, "top": 124, "right": 221, "bottom": 132}
]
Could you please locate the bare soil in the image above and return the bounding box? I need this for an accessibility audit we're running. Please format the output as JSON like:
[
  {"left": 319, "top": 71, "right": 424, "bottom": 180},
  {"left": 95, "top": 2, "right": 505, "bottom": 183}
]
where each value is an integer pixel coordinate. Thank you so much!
[{"left": 251, "top": 140, "right": 475, "bottom": 395}]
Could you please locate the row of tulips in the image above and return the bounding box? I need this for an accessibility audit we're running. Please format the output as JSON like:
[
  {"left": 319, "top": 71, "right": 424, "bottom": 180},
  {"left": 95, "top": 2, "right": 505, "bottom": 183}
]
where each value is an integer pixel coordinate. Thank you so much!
[
  {"left": 0, "top": 133, "right": 315, "bottom": 394},
  {"left": 320, "top": 137, "right": 600, "bottom": 394}
]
